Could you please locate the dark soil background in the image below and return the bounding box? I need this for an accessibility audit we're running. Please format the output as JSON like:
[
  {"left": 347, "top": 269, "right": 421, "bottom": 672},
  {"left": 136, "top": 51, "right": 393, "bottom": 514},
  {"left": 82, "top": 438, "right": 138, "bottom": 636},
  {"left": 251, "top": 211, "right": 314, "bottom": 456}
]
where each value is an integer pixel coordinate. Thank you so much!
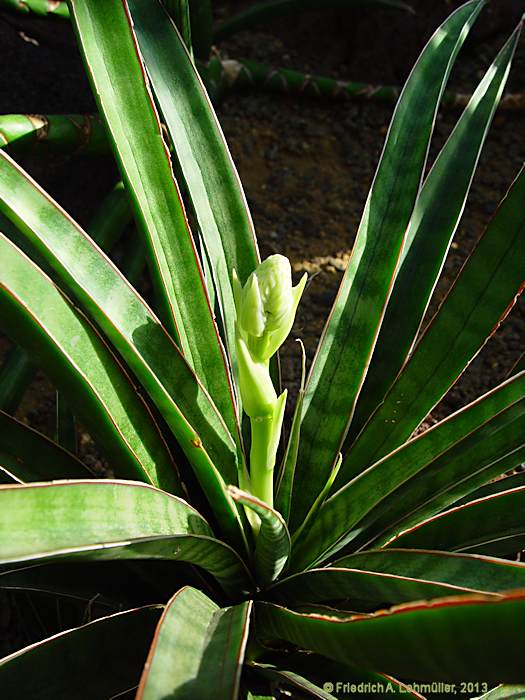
[{"left": 0, "top": 0, "right": 524, "bottom": 662}]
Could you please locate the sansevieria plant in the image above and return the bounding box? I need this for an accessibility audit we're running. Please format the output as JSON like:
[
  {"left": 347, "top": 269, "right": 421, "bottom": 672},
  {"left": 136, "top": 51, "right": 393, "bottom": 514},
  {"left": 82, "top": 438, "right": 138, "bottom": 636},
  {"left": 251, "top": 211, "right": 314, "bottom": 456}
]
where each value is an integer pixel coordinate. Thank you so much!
[{"left": 0, "top": 1, "right": 525, "bottom": 697}]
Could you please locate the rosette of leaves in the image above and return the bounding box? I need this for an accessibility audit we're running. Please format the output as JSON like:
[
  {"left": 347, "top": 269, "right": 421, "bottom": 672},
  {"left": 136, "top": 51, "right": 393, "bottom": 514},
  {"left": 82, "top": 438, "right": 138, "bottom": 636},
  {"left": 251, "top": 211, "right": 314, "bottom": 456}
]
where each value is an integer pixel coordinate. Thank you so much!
[{"left": 0, "top": 1, "right": 524, "bottom": 698}]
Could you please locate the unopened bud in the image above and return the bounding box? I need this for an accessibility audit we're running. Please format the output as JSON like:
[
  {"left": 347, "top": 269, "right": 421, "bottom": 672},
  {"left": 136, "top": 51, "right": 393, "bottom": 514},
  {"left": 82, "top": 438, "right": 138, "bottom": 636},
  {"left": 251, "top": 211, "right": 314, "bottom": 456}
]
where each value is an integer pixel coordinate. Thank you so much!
[{"left": 233, "top": 254, "right": 306, "bottom": 363}]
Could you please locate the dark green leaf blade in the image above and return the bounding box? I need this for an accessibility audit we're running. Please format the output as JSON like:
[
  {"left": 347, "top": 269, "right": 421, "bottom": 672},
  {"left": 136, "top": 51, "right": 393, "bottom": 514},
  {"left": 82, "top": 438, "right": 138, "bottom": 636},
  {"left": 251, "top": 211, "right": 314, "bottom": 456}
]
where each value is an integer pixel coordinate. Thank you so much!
[
  {"left": 256, "top": 591, "right": 525, "bottom": 682},
  {"left": 346, "top": 24, "right": 521, "bottom": 445},
  {"left": 0, "top": 606, "right": 161, "bottom": 700},
  {"left": 291, "top": 370, "right": 525, "bottom": 570},
  {"left": 289, "top": 0, "right": 485, "bottom": 530},
  {"left": 345, "top": 164, "right": 525, "bottom": 480},
  {"left": 0, "top": 233, "right": 179, "bottom": 491},
  {"left": 67, "top": 0, "right": 239, "bottom": 433},
  {"left": 450, "top": 472, "right": 525, "bottom": 508},
  {"left": 128, "top": 0, "right": 259, "bottom": 376},
  {"left": 0, "top": 481, "right": 252, "bottom": 595},
  {"left": 0, "top": 180, "right": 131, "bottom": 418},
  {"left": 137, "top": 587, "right": 252, "bottom": 700},
  {"left": 270, "top": 549, "right": 525, "bottom": 607},
  {"left": 388, "top": 485, "right": 525, "bottom": 556}
]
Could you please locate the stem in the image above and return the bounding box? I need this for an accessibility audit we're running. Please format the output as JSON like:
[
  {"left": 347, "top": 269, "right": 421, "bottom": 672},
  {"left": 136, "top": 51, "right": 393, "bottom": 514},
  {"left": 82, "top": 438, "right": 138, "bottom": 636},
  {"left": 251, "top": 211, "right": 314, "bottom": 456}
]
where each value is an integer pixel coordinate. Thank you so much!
[
  {"left": 249, "top": 414, "right": 276, "bottom": 507},
  {"left": 0, "top": 0, "right": 69, "bottom": 18},
  {"left": 0, "top": 114, "right": 107, "bottom": 155}
]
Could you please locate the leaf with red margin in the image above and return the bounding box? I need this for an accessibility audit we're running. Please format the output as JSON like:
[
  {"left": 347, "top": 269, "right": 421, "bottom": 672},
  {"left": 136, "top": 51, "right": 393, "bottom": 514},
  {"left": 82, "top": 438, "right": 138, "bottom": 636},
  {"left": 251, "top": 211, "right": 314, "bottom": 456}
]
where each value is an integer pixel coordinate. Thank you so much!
[
  {"left": 387, "top": 485, "right": 525, "bottom": 556},
  {"left": 256, "top": 590, "right": 525, "bottom": 682},
  {"left": 137, "top": 587, "right": 252, "bottom": 699},
  {"left": 289, "top": 0, "right": 485, "bottom": 530}
]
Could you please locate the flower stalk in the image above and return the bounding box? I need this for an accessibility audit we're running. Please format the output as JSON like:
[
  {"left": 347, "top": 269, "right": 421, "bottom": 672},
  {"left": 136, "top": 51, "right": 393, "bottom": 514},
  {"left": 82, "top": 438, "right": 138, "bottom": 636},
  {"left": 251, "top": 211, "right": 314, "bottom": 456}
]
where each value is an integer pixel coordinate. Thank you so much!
[{"left": 233, "top": 255, "right": 306, "bottom": 510}]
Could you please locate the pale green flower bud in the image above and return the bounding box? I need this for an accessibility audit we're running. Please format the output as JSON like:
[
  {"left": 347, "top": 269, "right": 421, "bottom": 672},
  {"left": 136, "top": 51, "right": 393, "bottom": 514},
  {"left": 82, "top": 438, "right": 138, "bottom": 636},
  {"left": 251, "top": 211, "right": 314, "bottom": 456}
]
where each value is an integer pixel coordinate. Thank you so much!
[
  {"left": 233, "top": 255, "right": 306, "bottom": 508},
  {"left": 233, "top": 254, "right": 307, "bottom": 363}
]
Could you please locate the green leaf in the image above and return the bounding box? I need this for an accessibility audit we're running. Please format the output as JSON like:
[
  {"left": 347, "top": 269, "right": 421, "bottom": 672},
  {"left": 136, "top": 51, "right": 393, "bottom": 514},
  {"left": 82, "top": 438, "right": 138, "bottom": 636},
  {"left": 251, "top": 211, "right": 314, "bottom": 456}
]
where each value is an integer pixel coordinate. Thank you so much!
[
  {"left": 289, "top": 0, "right": 485, "bottom": 530},
  {"left": 137, "top": 587, "right": 252, "bottom": 699},
  {"left": 128, "top": 0, "right": 259, "bottom": 382},
  {"left": 292, "top": 548, "right": 525, "bottom": 613},
  {"left": 0, "top": 410, "right": 89, "bottom": 483},
  {"left": 0, "top": 152, "right": 246, "bottom": 550},
  {"left": 275, "top": 341, "right": 306, "bottom": 521},
  {"left": 256, "top": 591, "right": 525, "bottom": 682},
  {"left": 351, "top": 398, "right": 525, "bottom": 551},
  {"left": 388, "top": 485, "right": 525, "bottom": 556},
  {"left": 228, "top": 486, "right": 290, "bottom": 585},
  {"left": 291, "top": 370, "right": 525, "bottom": 570},
  {"left": 0, "top": 180, "right": 131, "bottom": 417},
  {"left": 0, "top": 481, "right": 252, "bottom": 595},
  {"left": 270, "top": 549, "right": 525, "bottom": 608},
  {"left": 67, "top": 0, "right": 240, "bottom": 433},
  {"left": 345, "top": 164, "right": 525, "bottom": 479},
  {"left": 346, "top": 24, "right": 521, "bottom": 446},
  {"left": 0, "top": 606, "right": 161, "bottom": 700},
  {"left": 0, "top": 233, "right": 179, "bottom": 491},
  {"left": 450, "top": 472, "right": 525, "bottom": 508}
]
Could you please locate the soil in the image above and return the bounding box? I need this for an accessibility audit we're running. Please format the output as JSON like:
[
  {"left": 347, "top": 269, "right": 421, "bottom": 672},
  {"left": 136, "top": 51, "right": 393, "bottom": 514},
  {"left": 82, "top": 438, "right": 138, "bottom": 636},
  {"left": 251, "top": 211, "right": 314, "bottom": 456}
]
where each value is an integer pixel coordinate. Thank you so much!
[{"left": 0, "top": 0, "right": 524, "bottom": 661}]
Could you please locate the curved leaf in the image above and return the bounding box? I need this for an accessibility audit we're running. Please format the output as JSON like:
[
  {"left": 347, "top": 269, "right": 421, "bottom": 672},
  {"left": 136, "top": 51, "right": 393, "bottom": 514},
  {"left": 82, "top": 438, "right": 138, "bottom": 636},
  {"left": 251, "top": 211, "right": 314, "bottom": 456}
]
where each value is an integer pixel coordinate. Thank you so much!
[
  {"left": 0, "top": 410, "right": 89, "bottom": 483},
  {"left": 137, "top": 587, "right": 252, "bottom": 699},
  {"left": 388, "top": 485, "right": 525, "bottom": 556},
  {"left": 229, "top": 486, "right": 290, "bottom": 585},
  {"left": 345, "top": 164, "right": 525, "bottom": 479},
  {"left": 0, "top": 480, "right": 252, "bottom": 595},
  {"left": 256, "top": 591, "right": 525, "bottom": 682},
  {"left": 346, "top": 24, "right": 521, "bottom": 446},
  {"left": 0, "top": 152, "right": 246, "bottom": 550},
  {"left": 450, "top": 472, "right": 525, "bottom": 508},
  {"left": 0, "top": 234, "right": 179, "bottom": 491},
  {"left": 289, "top": 0, "right": 485, "bottom": 530},
  {"left": 0, "top": 606, "right": 162, "bottom": 700},
  {"left": 291, "top": 371, "right": 525, "bottom": 570},
  {"left": 270, "top": 549, "right": 525, "bottom": 607}
]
